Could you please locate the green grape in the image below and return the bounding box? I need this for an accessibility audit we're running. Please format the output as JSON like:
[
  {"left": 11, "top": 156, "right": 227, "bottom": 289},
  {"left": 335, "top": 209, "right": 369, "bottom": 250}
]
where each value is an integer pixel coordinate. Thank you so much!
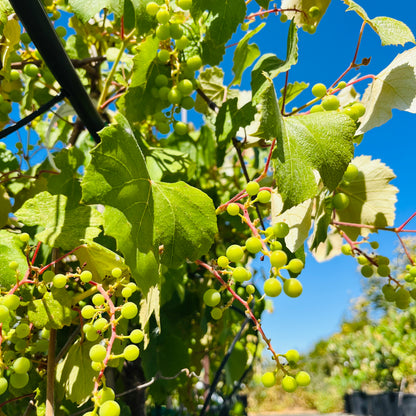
[
  {"left": 155, "top": 74, "right": 169, "bottom": 88},
  {"left": 257, "top": 190, "right": 271, "bottom": 203},
  {"left": 3, "top": 294, "right": 20, "bottom": 310},
  {"left": 272, "top": 222, "right": 290, "bottom": 238},
  {"left": 270, "top": 250, "right": 288, "bottom": 268},
  {"left": 203, "top": 289, "right": 221, "bottom": 307},
  {"left": 211, "top": 307, "right": 222, "bottom": 320},
  {"left": 80, "top": 270, "right": 92, "bottom": 283},
  {"left": 280, "top": 13, "right": 288, "bottom": 23},
  {"left": 370, "top": 241, "right": 379, "bottom": 249},
  {"left": 93, "top": 318, "right": 108, "bottom": 332},
  {"left": 283, "top": 279, "right": 303, "bottom": 298},
  {"left": 261, "top": 372, "right": 276, "bottom": 387},
  {"left": 23, "top": 64, "right": 39, "bottom": 78},
  {"left": 377, "top": 265, "right": 390, "bottom": 277},
  {"left": 14, "top": 339, "right": 26, "bottom": 353},
  {"left": 270, "top": 241, "right": 283, "bottom": 251},
  {"left": 377, "top": 255, "right": 390, "bottom": 265},
  {"left": 285, "top": 348, "right": 300, "bottom": 363},
  {"left": 177, "top": 79, "right": 193, "bottom": 95},
  {"left": 322, "top": 95, "right": 340, "bottom": 111},
  {"left": 81, "top": 305, "right": 96, "bottom": 320},
  {"left": 246, "top": 181, "right": 260, "bottom": 196},
  {"left": 127, "top": 282, "right": 138, "bottom": 292},
  {"left": 217, "top": 256, "right": 229, "bottom": 269},
  {"left": 332, "top": 192, "right": 350, "bottom": 210},
  {"left": 310, "top": 104, "right": 324, "bottom": 113},
  {"left": 246, "top": 284, "right": 255, "bottom": 295},
  {"left": 241, "top": 22, "right": 249, "bottom": 31},
  {"left": 263, "top": 278, "right": 282, "bottom": 297},
  {"left": 225, "top": 245, "right": 244, "bottom": 263},
  {"left": 98, "top": 386, "right": 115, "bottom": 405},
  {"left": 395, "top": 288, "right": 410, "bottom": 309},
  {"left": 85, "top": 328, "right": 99, "bottom": 342},
  {"left": 295, "top": 371, "right": 311, "bottom": 386},
  {"left": 93, "top": 294, "right": 105, "bottom": 306},
  {"left": 404, "top": 273, "right": 414, "bottom": 283},
  {"left": 174, "top": 121, "right": 188, "bottom": 135},
  {"left": 0, "top": 305, "right": 10, "bottom": 323},
  {"left": 53, "top": 273, "right": 67, "bottom": 288},
  {"left": 156, "top": 122, "right": 171, "bottom": 134},
  {"left": 111, "top": 267, "right": 122, "bottom": 278},
  {"left": 343, "top": 106, "right": 360, "bottom": 121},
  {"left": 156, "top": 24, "right": 170, "bottom": 41},
  {"left": 99, "top": 400, "right": 120, "bottom": 416},
  {"left": 130, "top": 329, "right": 144, "bottom": 344},
  {"left": 169, "top": 23, "right": 183, "bottom": 40},
  {"left": 175, "top": 36, "right": 189, "bottom": 50},
  {"left": 303, "top": 24, "right": 316, "bottom": 34},
  {"left": 282, "top": 375, "right": 297, "bottom": 392},
  {"left": 233, "top": 267, "right": 250, "bottom": 283},
  {"left": 181, "top": 96, "right": 194, "bottom": 110},
  {"left": 311, "top": 83, "right": 326, "bottom": 98},
  {"left": 121, "top": 302, "right": 138, "bottom": 319},
  {"left": 341, "top": 244, "right": 353, "bottom": 256},
  {"left": 124, "top": 344, "right": 140, "bottom": 361},
  {"left": 245, "top": 237, "right": 262, "bottom": 254},
  {"left": 308, "top": 6, "right": 321, "bottom": 18},
  {"left": 19, "top": 233, "right": 30, "bottom": 243},
  {"left": 55, "top": 26, "right": 67, "bottom": 37},
  {"left": 43, "top": 270, "right": 55, "bottom": 283},
  {"left": 351, "top": 102, "right": 366, "bottom": 117},
  {"left": 337, "top": 81, "right": 347, "bottom": 89},
  {"left": 168, "top": 87, "right": 182, "bottom": 105},
  {"left": 10, "top": 372, "right": 29, "bottom": 389},
  {"left": 177, "top": 0, "right": 192, "bottom": 10},
  {"left": 227, "top": 203, "right": 240, "bottom": 216},
  {"left": 21, "top": 32, "right": 31, "bottom": 45},
  {"left": 89, "top": 344, "right": 107, "bottom": 362},
  {"left": 145, "top": 2, "right": 159, "bottom": 15},
  {"left": 91, "top": 361, "right": 102, "bottom": 372},
  {"left": 287, "top": 259, "right": 304, "bottom": 274},
  {"left": 156, "top": 8, "right": 171, "bottom": 24},
  {"left": 186, "top": 55, "right": 202, "bottom": 71},
  {"left": 409, "top": 266, "right": 416, "bottom": 276},
  {"left": 356, "top": 255, "right": 368, "bottom": 265},
  {"left": 361, "top": 265, "right": 374, "bottom": 278},
  {"left": 343, "top": 164, "right": 359, "bottom": 181},
  {"left": 8, "top": 261, "right": 18, "bottom": 270},
  {"left": 122, "top": 287, "right": 133, "bottom": 298},
  {"left": 382, "top": 284, "right": 396, "bottom": 302},
  {"left": 158, "top": 49, "right": 170, "bottom": 63},
  {"left": 0, "top": 377, "right": 8, "bottom": 395},
  {"left": 12, "top": 356, "right": 31, "bottom": 374},
  {"left": 83, "top": 323, "right": 94, "bottom": 334},
  {"left": 15, "top": 323, "right": 30, "bottom": 338}
]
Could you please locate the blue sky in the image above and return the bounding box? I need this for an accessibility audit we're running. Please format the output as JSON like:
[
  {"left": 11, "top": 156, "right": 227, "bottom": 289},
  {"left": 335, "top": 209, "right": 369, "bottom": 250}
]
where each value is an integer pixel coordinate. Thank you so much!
[{"left": 234, "top": 0, "right": 416, "bottom": 354}]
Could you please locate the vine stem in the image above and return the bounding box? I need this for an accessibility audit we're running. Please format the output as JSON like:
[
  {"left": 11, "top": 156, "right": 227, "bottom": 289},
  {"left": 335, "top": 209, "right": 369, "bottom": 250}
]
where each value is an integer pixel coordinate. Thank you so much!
[
  {"left": 396, "top": 232, "right": 414, "bottom": 264},
  {"left": 45, "top": 329, "right": 56, "bottom": 416},
  {"left": 38, "top": 245, "right": 83, "bottom": 274}
]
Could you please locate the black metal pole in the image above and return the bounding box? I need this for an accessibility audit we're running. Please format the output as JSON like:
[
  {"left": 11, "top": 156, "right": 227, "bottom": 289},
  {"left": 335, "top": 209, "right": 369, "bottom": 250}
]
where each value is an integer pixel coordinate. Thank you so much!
[{"left": 9, "top": 0, "right": 105, "bottom": 142}]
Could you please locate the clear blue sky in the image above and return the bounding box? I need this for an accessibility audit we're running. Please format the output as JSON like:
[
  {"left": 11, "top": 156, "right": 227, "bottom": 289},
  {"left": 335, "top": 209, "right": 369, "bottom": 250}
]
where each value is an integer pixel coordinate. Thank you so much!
[{"left": 231, "top": 0, "right": 416, "bottom": 354}]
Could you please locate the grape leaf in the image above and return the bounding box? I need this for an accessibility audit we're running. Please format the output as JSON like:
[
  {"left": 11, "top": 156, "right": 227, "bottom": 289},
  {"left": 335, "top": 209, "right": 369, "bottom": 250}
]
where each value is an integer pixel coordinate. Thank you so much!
[
  {"left": 0, "top": 185, "right": 11, "bottom": 228},
  {"left": 0, "top": 230, "right": 27, "bottom": 288},
  {"left": 231, "top": 23, "right": 264, "bottom": 86},
  {"left": 55, "top": 339, "right": 97, "bottom": 405},
  {"left": 308, "top": 192, "right": 333, "bottom": 251},
  {"left": 280, "top": 0, "right": 331, "bottom": 28},
  {"left": 68, "top": 0, "right": 124, "bottom": 22},
  {"left": 14, "top": 192, "right": 102, "bottom": 250},
  {"left": 1, "top": 19, "right": 20, "bottom": 72},
  {"left": 278, "top": 81, "right": 309, "bottom": 108},
  {"left": 255, "top": 0, "right": 269, "bottom": 7},
  {"left": 343, "top": 0, "right": 415, "bottom": 46},
  {"left": 357, "top": 47, "right": 416, "bottom": 134},
  {"left": 310, "top": 228, "right": 344, "bottom": 262},
  {"left": 0, "top": 0, "right": 13, "bottom": 24},
  {"left": 334, "top": 155, "right": 398, "bottom": 240},
  {"left": 0, "top": 145, "right": 19, "bottom": 173}
]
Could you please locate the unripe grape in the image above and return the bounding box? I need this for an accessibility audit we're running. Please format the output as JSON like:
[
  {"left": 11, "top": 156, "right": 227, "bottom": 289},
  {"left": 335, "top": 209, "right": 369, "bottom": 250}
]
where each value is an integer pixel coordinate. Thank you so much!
[
  {"left": 357, "top": 255, "right": 368, "bottom": 265},
  {"left": 124, "top": 344, "right": 140, "bottom": 361},
  {"left": 177, "top": 0, "right": 192, "bottom": 10},
  {"left": 361, "top": 265, "right": 374, "bottom": 278},
  {"left": 351, "top": 102, "right": 366, "bottom": 117},
  {"left": 382, "top": 284, "right": 396, "bottom": 302},
  {"left": 155, "top": 74, "right": 169, "bottom": 88},
  {"left": 181, "top": 96, "right": 194, "bottom": 110},
  {"left": 343, "top": 164, "right": 359, "bottom": 181},
  {"left": 0, "top": 377, "right": 7, "bottom": 395},
  {"left": 341, "top": 244, "right": 353, "bottom": 256},
  {"left": 332, "top": 192, "right": 350, "bottom": 210},
  {"left": 409, "top": 266, "right": 416, "bottom": 276},
  {"left": 121, "top": 302, "right": 138, "bottom": 319},
  {"left": 111, "top": 267, "right": 122, "bottom": 279},
  {"left": 89, "top": 344, "right": 107, "bottom": 362},
  {"left": 98, "top": 386, "right": 115, "bottom": 405},
  {"left": 203, "top": 289, "right": 221, "bottom": 307},
  {"left": 82, "top": 305, "right": 96, "bottom": 320},
  {"left": 169, "top": 23, "right": 183, "bottom": 40},
  {"left": 156, "top": 8, "right": 170, "bottom": 24},
  {"left": 225, "top": 245, "right": 244, "bottom": 263},
  {"left": 285, "top": 348, "right": 300, "bottom": 363},
  {"left": 310, "top": 104, "right": 324, "bottom": 113},
  {"left": 270, "top": 241, "right": 283, "bottom": 251},
  {"left": 261, "top": 372, "right": 276, "bottom": 387},
  {"left": 308, "top": 6, "right": 321, "bottom": 18},
  {"left": 311, "top": 83, "right": 326, "bottom": 98},
  {"left": 217, "top": 256, "right": 230, "bottom": 269},
  {"left": 91, "top": 361, "right": 102, "bottom": 372},
  {"left": 127, "top": 282, "right": 138, "bottom": 292},
  {"left": 175, "top": 36, "right": 189, "bottom": 50},
  {"left": 245, "top": 237, "right": 262, "bottom": 254},
  {"left": 283, "top": 279, "right": 303, "bottom": 298},
  {"left": 410, "top": 288, "right": 416, "bottom": 300},
  {"left": 23, "top": 64, "right": 39, "bottom": 78},
  {"left": 246, "top": 181, "right": 260, "bottom": 196},
  {"left": 43, "top": 270, "right": 55, "bottom": 283},
  {"left": 233, "top": 267, "right": 250, "bottom": 283},
  {"left": 21, "top": 32, "right": 31, "bottom": 45},
  {"left": 177, "top": 79, "right": 193, "bottom": 96},
  {"left": 10, "top": 372, "right": 29, "bottom": 389},
  {"left": 0, "top": 305, "right": 10, "bottom": 323},
  {"left": 186, "top": 55, "right": 202, "bottom": 71},
  {"left": 9, "top": 261, "right": 19, "bottom": 270},
  {"left": 270, "top": 250, "right": 288, "bottom": 268},
  {"left": 282, "top": 375, "right": 297, "bottom": 392},
  {"left": 227, "top": 203, "right": 240, "bottom": 216},
  {"left": 246, "top": 284, "right": 255, "bottom": 295},
  {"left": 174, "top": 121, "right": 188, "bottom": 135},
  {"left": 210, "top": 307, "right": 222, "bottom": 320},
  {"left": 122, "top": 287, "right": 133, "bottom": 298},
  {"left": 272, "top": 222, "right": 290, "bottom": 238},
  {"left": 377, "top": 265, "right": 390, "bottom": 277},
  {"left": 156, "top": 24, "right": 170, "bottom": 41},
  {"left": 3, "top": 294, "right": 20, "bottom": 310},
  {"left": 158, "top": 49, "right": 170, "bottom": 63},
  {"left": 99, "top": 400, "right": 120, "bottom": 416},
  {"left": 130, "top": 329, "right": 144, "bottom": 344},
  {"left": 257, "top": 190, "right": 271, "bottom": 203},
  {"left": 296, "top": 371, "right": 311, "bottom": 386},
  {"left": 157, "top": 122, "right": 170, "bottom": 134},
  {"left": 322, "top": 95, "right": 340, "bottom": 111},
  {"left": 145, "top": 2, "right": 159, "bottom": 16},
  {"left": 92, "top": 294, "right": 105, "bottom": 306},
  {"left": 168, "top": 87, "right": 182, "bottom": 104},
  {"left": 404, "top": 273, "right": 414, "bottom": 283},
  {"left": 395, "top": 288, "right": 410, "bottom": 309},
  {"left": 15, "top": 323, "right": 30, "bottom": 338},
  {"left": 12, "top": 356, "right": 31, "bottom": 374},
  {"left": 287, "top": 258, "right": 304, "bottom": 274},
  {"left": 19, "top": 233, "right": 30, "bottom": 243},
  {"left": 264, "top": 278, "right": 282, "bottom": 297},
  {"left": 343, "top": 107, "right": 360, "bottom": 121},
  {"left": 80, "top": 270, "right": 92, "bottom": 283},
  {"left": 370, "top": 241, "right": 379, "bottom": 249},
  {"left": 93, "top": 318, "right": 108, "bottom": 332}
]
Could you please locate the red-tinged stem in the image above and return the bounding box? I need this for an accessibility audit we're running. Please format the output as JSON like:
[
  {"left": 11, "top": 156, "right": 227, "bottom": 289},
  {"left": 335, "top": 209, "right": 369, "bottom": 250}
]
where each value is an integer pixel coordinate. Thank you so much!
[
  {"left": 0, "top": 393, "right": 35, "bottom": 408},
  {"left": 99, "top": 89, "right": 126, "bottom": 110},
  {"left": 397, "top": 211, "right": 416, "bottom": 232},
  {"left": 38, "top": 245, "right": 83, "bottom": 274},
  {"left": 332, "top": 220, "right": 395, "bottom": 232},
  {"left": 31, "top": 241, "right": 42, "bottom": 265},
  {"left": 8, "top": 269, "right": 35, "bottom": 295},
  {"left": 257, "top": 139, "right": 276, "bottom": 181},
  {"left": 396, "top": 232, "right": 414, "bottom": 264}
]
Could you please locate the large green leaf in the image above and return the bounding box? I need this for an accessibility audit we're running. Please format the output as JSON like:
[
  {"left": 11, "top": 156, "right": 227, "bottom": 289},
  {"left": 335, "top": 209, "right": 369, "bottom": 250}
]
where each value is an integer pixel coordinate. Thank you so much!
[
  {"left": 0, "top": 185, "right": 11, "bottom": 228},
  {"left": 357, "top": 47, "right": 416, "bottom": 134},
  {"left": 334, "top": 155, "right": 398, "bottom": 240},
  {"left": 0, "top": 230, "right": 27, "bottom": 288},
  {"left": 15, "top": 192, "right": 102, "bottom": 250}
]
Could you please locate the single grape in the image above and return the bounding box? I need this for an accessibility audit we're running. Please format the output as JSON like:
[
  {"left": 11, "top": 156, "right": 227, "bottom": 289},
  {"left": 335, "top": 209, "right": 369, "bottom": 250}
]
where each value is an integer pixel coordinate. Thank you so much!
[
  {"left": 332, "top": 192, "right": 350, "bottom": 210},
  {"left": 23, "top": 64, "right": 39, "bottom": 78},
  {"left": 10, "top": 372, "right": 29, "bottom": 389},
  {"left": 263, "top": 278, "right": 282, "bottom": 297},
  {"left": 270, "top": 241, "right": 283, "bottom": 251},
  {"left": 270, "top": 250, "right": 288, "bottom": 268},
  {"left": 272, "top": 222, "right": 290, "bottom": 238},
  {"left": 169, "top": 23, "right": 183, "bottom": 40},
  {"left": 177, "top": 0, "right": 192, "bottom": 10},
  {"left": 409, "top": 266, "right": 416, "bottom": 276},
  {"left": 233, "top": 267, "right": 250, "bottom": 283},
  {"left": 285, "top": 349, "right": 300, "bottom": 363},
  {"left": 186, "top": 55, "right": 202, "bottom": 71},
  {"left": 177, "top": 79, "right": 193, "bottom": 96},
  {"left": 295, "top": 371, "right": 311, "bottom": 386},
  {"left": 361, "top": 265, "right": 374, "bottom": 278},
  {"left": 261, "top": 372, "right": 276, "bottom": 388},
  {"left": 377, "top": 265, "right": 390, "bottom": 277},
  {"left": 91, "top": 361, "right": 102, "bottom": 372},
  {"left": 19, "top": 233, "right": 30, "bottom": 243},
  {"left": 341, "top": 244, "right": 353, "bottom": 256},
  {"left": 168, "top": 87, "right": 182, "bottom": 105},
  {"left": 156, "top": 8, "right": 170, "bottom": 24},
  {"left": 227, "top": 203, "right": 240, "bottom": 216},
  {"left": 111, "top": 268, "right": 122, "bottom": 279},
  {"left": 225, "top": 245, "right": 244, "bottom": 263},
  {"left": 308, "top": 6, "right": 321, "bottom": 18},
  {"left": 311, "top": 83, "right": 326, "bottom": 98},
  {"left": 395, "top": 288, "right": 410, "bottom": 309},
  {"left": 351, "top": 102, "right": 366, "bottom": 117},
  {"left": 246, "top": 284, "right": 255, "bottom": 295},
  {"left": 80, "top": 270, "right": 93, "bottom": 283},
  {"left": 81, "top": 305, "right": 96, "bottom": 320},
  {"left": 217, "top": 256, "right": 230, "bottom": 269},
  {"left": 337, "top": 81, "right": 347, "bottom": 89},
  {"left": 174, "top": 121, "right": 188, "bottom": 135},
  {"left": 245, "top": 237, "right": 262, "bottom": 254},
  {"left": 3, "top": 294, "right": 20, "bottom": 310},
  {"left": 155, "top": 75, "right": 169, "bottom": 90},
  {"left": 15, "top": 323, "right": 30, "bottom": 338},
  {"left": 370, "top": 241, "right": 379, "bottom": 249},
  {"left": 43, "top": 270, "right": 55, "bottom": 283},
  {"left": 0, "top": 305, "right": 10, "bottom": 323},
  {"left": 382, "top": 284, "right": 396, "bottom": 302},
  {"left": 181, "top": 96, "right": 194, "bottom": 110},
  {"left": 93, "top": 318, "right": 108, "bottom": 332},
  {"left": 310, "top": 104, "right": 324, "bottom": 113},
  {"left": 343, "top": 164, "right": 359, "bottom": 181},
  {"left": 12, "top": 356, "right": 31, "bottom": 374},
  {"left": 93, "top": 294, "right": 105, "bottom": 306},
  {"left": 158, "top": 49, "right": 170, "bottom": 63},
  {"left": 322, "top": 95, "right": 340, "bottom": 111},
  {"left": 52, "top": 273, "right": 67, "bottom": 288},
  {"left": 287, "top": 258, "right": 304, "bottom": 274},
  {"left": 246, "top": 181, "right": 260, "bottom": 196},
  {"left": 98, "top": 386, "right": 115, "bottom": 405},
  {"left": 20, "top": 32, "right": 31, "bottom": 45},
  {"left": 203, "top": 289, "right": 221, "bottom": 307},
  {"left": 175, "top": 36, "right": 189, "bottom": 50},
  {"left": 157, "top": 122, "right": 171, "bottom": 134},
  {"left": 211, "top": 307, "right": 222, "bottom": 320},
  {"left": 280, "top": 13, "right": 288, "bottom": 23},
  {"left": 86, "top": 328, "right": 100, "bottom": 342},
  {"left": 156, "top": 24, "right": 170, "bottom": 41},
  {"left": 99, "top": 400, "right": 120, "bottom": 416},
  {"left": 356, "top": 255, "right": 368, "bottom": 265},
  {"left": 89, "top": 344, "right": 107, "bottom": 362},
  {"left": 122, "top": 287, "right": 133, "bottom": 298},
  {"left": 343, "top": 106, "right": 360, "bottom": 121},
  {"left": 303, "top": 24, "right": 316, "bottom": 34},
  {"left": 404, "top": 273, "right": 415, "bottom": 283},
  {"left": 145, "top": 2, "right": 159, "bottom": 16},
  {"left": 130, "top": 329, "right": 144, "bottom": 344},
  {"left": 377, "top": 255, "right": 390, "bottom": 265},
  {"left": 0, "top": 377, "right": 7, "bottom": 395},
  {"left": 282, "top": 375, "right": 297, "bottom": 393},
  {"left": 257, "top": 190, "right": 271, "bottom": 204},
  {"left": 14, "top": 339, "right": 26, "bottom": 353},
  {"left": 127, "top": 282, "right": 138, "bottom": 292},
  {"left": 283, "top": 279, "right": 303, "bottom": 298},
  {"left": 124, "top": 344, "right": 140, "bottom": 361},
  {"left": 8, "top": 261, "right": 19, "bottom": 270},
  {"left": 121, "top": 302, "right": 138, "bottom": 319}
]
